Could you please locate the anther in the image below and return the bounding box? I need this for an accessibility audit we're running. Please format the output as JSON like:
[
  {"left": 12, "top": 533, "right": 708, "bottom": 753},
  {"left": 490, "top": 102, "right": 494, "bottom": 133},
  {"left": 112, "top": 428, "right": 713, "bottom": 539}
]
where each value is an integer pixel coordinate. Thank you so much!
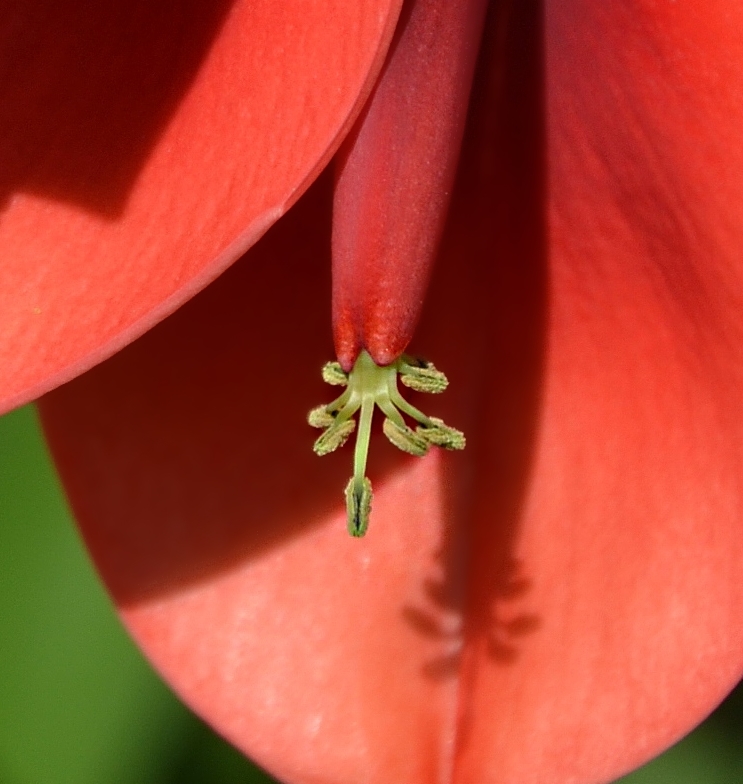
[
  {"left": 313, "top": 419, "right": 356, "bottom": 456},
  {"left": 322, "top": 361, "right": 349, "bottom": 386}
]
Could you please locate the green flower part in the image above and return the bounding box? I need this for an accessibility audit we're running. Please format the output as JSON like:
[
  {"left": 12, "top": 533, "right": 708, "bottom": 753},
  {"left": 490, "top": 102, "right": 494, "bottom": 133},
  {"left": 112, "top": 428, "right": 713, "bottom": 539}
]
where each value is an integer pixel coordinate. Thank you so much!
[{"left": 308, "top": 350, "right": 465, "bottom": 537}]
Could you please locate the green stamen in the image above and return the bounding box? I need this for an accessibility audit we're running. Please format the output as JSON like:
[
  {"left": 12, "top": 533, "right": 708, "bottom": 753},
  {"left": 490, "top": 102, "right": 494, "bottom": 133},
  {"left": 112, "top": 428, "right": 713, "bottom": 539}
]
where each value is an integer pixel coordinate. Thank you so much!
[
  {"left": 309, "top": 350, "right": 465, "bottom": 537},
  {"left": 398, "top": 357, "right": 449, "bottom": 394},
  {"left": 313, "top": 418, "right": 356, "bottom": 456},
  {"left": 382, "top": 418, "right": 429, "bottom": 456},
  {"left": 322, "top": 361, "right": 349, "bottom": 386},
  {"left": 345, "top": 476, "right": 372, "bottom": 537},
  {"left": 308, "top": 405, "right": 336, "bottom": 429}
]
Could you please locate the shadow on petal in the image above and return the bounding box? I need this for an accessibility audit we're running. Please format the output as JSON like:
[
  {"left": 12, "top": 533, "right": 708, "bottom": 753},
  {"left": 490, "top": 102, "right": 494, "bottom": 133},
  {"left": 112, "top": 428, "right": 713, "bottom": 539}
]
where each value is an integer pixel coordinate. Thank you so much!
[
  {"left": 403, "top": 0, "right": 548, "bottom": 679},
  {"left": 39, "top": 170, "right": 388, "bottom": 602},
  {"left": 0, "top": 0, "right": 235, "bottom": 216}
]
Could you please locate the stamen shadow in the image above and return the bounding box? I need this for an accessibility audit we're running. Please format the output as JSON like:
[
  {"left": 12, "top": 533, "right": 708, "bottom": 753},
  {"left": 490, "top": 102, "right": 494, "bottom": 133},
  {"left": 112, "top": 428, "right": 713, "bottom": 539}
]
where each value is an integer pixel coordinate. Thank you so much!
[{"left": 401, "top": 0, "right": 547, "bottom": 676}]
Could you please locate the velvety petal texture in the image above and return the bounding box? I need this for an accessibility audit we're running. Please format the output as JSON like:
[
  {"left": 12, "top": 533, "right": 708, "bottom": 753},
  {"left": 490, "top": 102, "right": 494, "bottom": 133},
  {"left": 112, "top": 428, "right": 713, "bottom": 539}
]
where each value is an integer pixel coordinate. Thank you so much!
[
  {"left": 331, "top": 0, "right": 489, "bottom": 368},
  {"left": 38, "top": 1, "right": 743, "bottom": 783},
  {"left": 0, "top": 0, "right": 400, "bottom": 412}
]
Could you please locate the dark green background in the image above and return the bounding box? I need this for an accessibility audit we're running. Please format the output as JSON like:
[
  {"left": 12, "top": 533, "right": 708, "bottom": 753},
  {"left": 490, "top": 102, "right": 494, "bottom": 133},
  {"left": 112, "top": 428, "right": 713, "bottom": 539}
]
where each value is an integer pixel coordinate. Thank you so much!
[{"left": 1, "top": 406, "right": 740, "bottom": 783}]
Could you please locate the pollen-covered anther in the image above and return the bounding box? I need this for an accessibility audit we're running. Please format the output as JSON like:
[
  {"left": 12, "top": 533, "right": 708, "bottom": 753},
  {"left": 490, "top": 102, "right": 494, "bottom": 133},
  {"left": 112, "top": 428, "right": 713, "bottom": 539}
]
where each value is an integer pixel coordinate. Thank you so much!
[
  {"left": 345, "top": 477, "right": 372, "bottom": 537},
  {"left": 308, "top": 350, "right": 465, "bottom": 536},
  {"left": 307, "top": 405, "right": 336, "bottom": 429},
  {"left": 321, "top": 361, "right": 349, "bottom": 386},
  {"left": 417, "top": 417, "right": 466, "bottom": 450},
  {"left": 383, "top": 418, "right": 429, "bottom": 456},
  {"left": 399, "top": 357, "right": 449, "bottom": 394},
  {"left": 313, "top": 419, "right": 356, "bottom": 456}
]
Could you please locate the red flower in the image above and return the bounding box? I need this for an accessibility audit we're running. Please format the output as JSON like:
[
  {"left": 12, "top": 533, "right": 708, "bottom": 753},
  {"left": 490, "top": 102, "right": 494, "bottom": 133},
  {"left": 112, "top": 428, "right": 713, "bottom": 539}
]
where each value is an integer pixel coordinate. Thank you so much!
[{"left": 3, "top": 1, "right": 743, "bottom": 782}]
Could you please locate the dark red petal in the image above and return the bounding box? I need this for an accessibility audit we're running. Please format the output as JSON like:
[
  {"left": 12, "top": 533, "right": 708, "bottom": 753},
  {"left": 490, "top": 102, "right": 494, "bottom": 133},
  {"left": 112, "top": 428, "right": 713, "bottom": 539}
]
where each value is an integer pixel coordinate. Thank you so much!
[
  {"left": 39, "top": 1, "right": 743, "bottom": 783},
  {"left": 0, "top": 0, "right": 400, "bottom": 412},
  {"left": 331, "top": 0, "right": 489, "bottom": 369}
]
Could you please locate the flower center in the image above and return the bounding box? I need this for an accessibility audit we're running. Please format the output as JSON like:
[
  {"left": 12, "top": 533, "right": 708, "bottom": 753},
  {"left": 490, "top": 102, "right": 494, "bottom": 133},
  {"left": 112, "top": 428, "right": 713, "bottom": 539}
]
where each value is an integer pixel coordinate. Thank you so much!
[{"left": 309, "top": 350, "right": 465, "bottom": 536}]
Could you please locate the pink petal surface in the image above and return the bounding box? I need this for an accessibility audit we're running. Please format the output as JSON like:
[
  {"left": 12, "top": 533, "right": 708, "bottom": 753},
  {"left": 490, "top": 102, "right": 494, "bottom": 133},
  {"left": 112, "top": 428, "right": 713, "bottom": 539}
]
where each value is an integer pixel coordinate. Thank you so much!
[
  {"left": 40, "top": 2, "right": 743, "bottom": 783},
  {"left": 0, "top": 0, "right": 400, "bottom": 413}
]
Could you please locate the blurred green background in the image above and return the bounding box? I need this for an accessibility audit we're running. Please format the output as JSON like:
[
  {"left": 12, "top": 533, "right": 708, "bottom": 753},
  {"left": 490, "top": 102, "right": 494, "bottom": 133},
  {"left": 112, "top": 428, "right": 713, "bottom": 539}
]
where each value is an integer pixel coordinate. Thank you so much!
[{"left": 0, "top": 405, "right": 740, "bottom": 784}]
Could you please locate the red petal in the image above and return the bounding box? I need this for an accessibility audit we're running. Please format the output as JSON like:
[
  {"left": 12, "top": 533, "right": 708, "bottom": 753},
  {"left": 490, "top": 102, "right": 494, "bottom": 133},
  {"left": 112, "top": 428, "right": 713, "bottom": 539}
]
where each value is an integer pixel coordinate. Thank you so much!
[
  {"left": 331, "top": 0, "right": 489, "bottom": 368},
  {"left": 39, "top": 1, "right": 743, "bottom": 783},
  {"left": 0, "top": 0, "right": 400, "bottom": 412}
]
